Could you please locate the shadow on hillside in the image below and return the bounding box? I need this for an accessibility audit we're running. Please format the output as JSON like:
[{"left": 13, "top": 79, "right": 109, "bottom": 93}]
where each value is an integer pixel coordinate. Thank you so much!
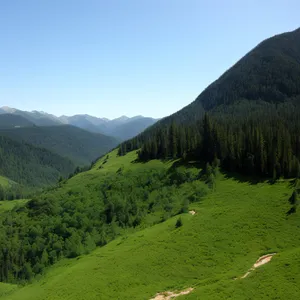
[
  {"left": 130, "top": 157, "right": 205, "bottom": 169},
  {"left": 167, "top": 159, "right": 205, "bottom": 172},
  {"left": 221, "top": 170, "right": 271, "bottom": 185},
  {"left": 130, "top": 157, "right": 280, "bottom": 186},
  {"left": 131, "top": 158, "right": 146, "bottom": 164}
]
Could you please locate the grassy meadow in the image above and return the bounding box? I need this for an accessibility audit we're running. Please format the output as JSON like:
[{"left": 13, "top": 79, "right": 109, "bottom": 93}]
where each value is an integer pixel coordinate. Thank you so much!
[
  {"left": 0, "top": 176, "right": 15, "bottom": 188},
  {"left": 0, "top": 199, "right": 29, "bottom": 213},
  {"left": 1, "top": 150, "right": 299, "bottom": 299}
]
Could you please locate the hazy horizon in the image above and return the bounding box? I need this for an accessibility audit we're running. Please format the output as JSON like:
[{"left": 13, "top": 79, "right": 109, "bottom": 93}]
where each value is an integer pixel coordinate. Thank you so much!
[{"left": 0, "top": 105, "right": 159, "bottom": 120}]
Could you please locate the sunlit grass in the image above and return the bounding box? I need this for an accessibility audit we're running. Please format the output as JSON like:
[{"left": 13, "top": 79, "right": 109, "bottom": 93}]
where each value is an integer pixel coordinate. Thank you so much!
[{"left": 2, "top": 156, "right": 299, "bottom": 300}]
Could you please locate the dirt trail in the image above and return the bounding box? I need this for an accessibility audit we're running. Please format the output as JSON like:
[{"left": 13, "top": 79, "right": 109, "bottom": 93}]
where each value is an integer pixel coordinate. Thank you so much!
[
  {"left": 150, "top": 288, "right": 194, "bottom": 300},
  {"left": 151, "top": 253, "right": 276, "bottom": 298},
  {"left": 239, "top": 253, "right": 276, "bottom": 279}
]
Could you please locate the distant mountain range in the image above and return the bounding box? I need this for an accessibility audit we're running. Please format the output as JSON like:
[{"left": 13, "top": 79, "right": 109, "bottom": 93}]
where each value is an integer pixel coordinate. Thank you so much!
[
  {"left": 0, "top": 107, "right": 158, "bottom": 187},
  {"left": 0, "top": 106, "right": 159, "bottom": 141}
]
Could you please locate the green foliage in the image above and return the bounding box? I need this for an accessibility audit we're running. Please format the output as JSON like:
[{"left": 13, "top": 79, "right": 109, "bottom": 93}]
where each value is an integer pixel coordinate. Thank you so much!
[
  {"left": 121, "top": 105, "right": 300, "bottom": 179},
  {"left": 0, "top": 125, "right": 118, "bottom": 167},
  {"left": 1, "top": 177, "right": 300, "bottom": 300},
  {"left": 288, "top": 186, "right": 299, "bottom": 214},
  {"left": 0, "top": 135, "right": 75, "bottom": 187},
  {"left": 175, "top": 217, "right": 183, "bottom": 228},
  {"left": 0, "top": 199, "right": 28, "bottom": 213},
  {"left": 0, "top": 150, "right": 208, "bottom": 283},
  {"left": 119, "top": 28, "right": 300, "bottom": 180}
]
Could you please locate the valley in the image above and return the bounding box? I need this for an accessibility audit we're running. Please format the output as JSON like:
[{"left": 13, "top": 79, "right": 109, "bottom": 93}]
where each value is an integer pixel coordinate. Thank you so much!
[{"left": 0, "top": 5, "right": 300, "bottom": 299}]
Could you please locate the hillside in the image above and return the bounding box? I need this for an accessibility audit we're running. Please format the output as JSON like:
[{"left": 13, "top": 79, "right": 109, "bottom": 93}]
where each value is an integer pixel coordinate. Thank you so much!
[
  {"left": 0, "top": 114, "right": 34, "bottom": 129},
  {"left": 0, "top": 175, "right": 16, "bottom": 188},
  {"left": 0, "top": 135, "right": 75, "bottom": 187},
  {"left": 0, "top": 175, "right": 19, "bottom": 200},
  {"left": 120, "top": 28, "right": 300, "bottom": 179},
  {"left": 157, "top": 27, "right": 300, "bottom": 125},
  {"left": 0, "top": 149, "right": 204, "bottom": 283},
  {"left": 0, "top": 125, "right": 118, "bottom": 166},
  {"left": 0, "top": 150, "right": 299, "bottom": 299}
]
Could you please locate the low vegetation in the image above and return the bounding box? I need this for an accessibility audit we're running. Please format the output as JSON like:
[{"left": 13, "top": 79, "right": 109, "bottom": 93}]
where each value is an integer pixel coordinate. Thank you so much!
[
  {"left": 0, "top": 161, "right": 299, "bottom": 299},
  {"left": 0, "top": 150, "right": 209, "bottom": 283}
]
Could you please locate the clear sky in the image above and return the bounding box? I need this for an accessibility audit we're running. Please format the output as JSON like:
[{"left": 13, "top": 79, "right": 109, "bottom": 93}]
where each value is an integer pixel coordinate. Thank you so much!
[{"left": 0, "top": 0, "right": 299, "bottom": 119}]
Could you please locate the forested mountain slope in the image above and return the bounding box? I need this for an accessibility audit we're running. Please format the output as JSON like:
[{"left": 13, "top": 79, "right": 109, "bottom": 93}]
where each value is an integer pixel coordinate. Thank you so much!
[
  {"left": 191, "top": 27, "right": 300, "bottom": 112},
  {"left": 120, "top": 28, "right": 300, "bottom": 179},
  {"left": 0, "top": 125, "right": 118, "bottom": 166},
  {"left": 0, "top": 135, "right": 75, "bottom": 187},
  {"left": 0, "top": 108, "right": 62, "bottom": 126},
  {"left": 154, "top": 27, "right": 300, "bottom": 125},
  {"left": 0, "top": 114, "right": 34, "bottom": 129}
]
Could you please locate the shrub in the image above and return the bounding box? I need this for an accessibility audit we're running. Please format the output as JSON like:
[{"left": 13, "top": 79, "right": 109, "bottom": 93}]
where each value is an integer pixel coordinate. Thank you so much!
[{"left": 175, "top": 217, "right": 183, "bottom": 228}]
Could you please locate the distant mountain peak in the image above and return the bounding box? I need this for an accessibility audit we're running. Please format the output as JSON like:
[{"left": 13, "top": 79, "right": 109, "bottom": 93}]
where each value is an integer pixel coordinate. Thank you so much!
[
  {"left": 113, "top": 115, "right": 129, "bottom": 121},
  {"left": 1, "top": 106, "right": 16, "bottom": 113}
]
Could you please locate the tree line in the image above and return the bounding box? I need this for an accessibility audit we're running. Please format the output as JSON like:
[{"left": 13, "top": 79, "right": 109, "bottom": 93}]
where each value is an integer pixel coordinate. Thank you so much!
[{"left": 119, "top": 102, "right": 300, "bottom": 179}]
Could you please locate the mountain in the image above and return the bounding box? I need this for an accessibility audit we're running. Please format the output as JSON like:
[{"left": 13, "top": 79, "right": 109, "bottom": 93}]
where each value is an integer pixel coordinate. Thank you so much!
[
  {"left": 59, "top": 114, "right": 108, "bottom": 134},
  {"left": 0, "top": 114, "right": 35, "bottom": 129},
  {"left": 1, "top": 107, "right": 158, "bottom": 140},
  {"left": 0, "top": 125, "right": 118, "bottom": 167},
  {"left": 120, "top": 28, "right": 300, "bottom": 179},
  {"left": 0, "top": 107, "right": 62, "bottom": 126},
  {"left": 0, "top": 135, "right": 75, "bottom": 187},
  {"left": 109, "top": 116, "right": 159, "bottom": 140},
  {"left": 0, "top": 106, "right": 17, "bottom": 114},
  {"left": 1, "top": 28, "right": 300, "bottom": 300},
  {"left": 163, "top": 27, "right": 300, "bottom": 124},
  {"left": 59, "top": 114, "right": 158, "bottom": 140}
]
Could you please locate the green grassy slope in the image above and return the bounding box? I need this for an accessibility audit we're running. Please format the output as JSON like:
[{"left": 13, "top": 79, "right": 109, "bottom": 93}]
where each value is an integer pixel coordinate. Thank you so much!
[
  {"left": 0, "top": 283, "right": 18, "bottom": 298},
  {"left": 0, "top": 176, "right": 15, "bottom": 188},
  {"left": 2, "top": 151, "right": 299, "bottom": 300},
  {"left": 0, "top": 199, "right": 29, "bottom": 213}
]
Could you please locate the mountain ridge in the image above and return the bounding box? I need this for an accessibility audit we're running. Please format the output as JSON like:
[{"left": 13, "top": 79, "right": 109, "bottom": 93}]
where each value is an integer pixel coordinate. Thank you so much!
[
  {"left": 0, "top": 125, "right": 118, "bottom": 167},
  {"left": 0, "top": 107, "right": 159, "bottom": 140},
  {"left": 0, "top": 134, "right": 75, "bottom": 188},
  {"left": 119, "top": 27, "right": 300, "bottom": 179},
  {"left": 0, "top": 106, "right": 157, "bottom": 123}
]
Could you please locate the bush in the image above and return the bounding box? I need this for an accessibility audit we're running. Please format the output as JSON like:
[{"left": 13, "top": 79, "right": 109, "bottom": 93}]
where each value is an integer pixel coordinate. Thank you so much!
[{"left": 175, "top": 217, "right": 183, "bottom": 228}]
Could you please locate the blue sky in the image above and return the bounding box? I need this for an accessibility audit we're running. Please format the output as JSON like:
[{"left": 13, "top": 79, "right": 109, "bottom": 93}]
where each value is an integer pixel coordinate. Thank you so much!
[{"left": 0, "top": 0, "right": 299, "bottom": 119}]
